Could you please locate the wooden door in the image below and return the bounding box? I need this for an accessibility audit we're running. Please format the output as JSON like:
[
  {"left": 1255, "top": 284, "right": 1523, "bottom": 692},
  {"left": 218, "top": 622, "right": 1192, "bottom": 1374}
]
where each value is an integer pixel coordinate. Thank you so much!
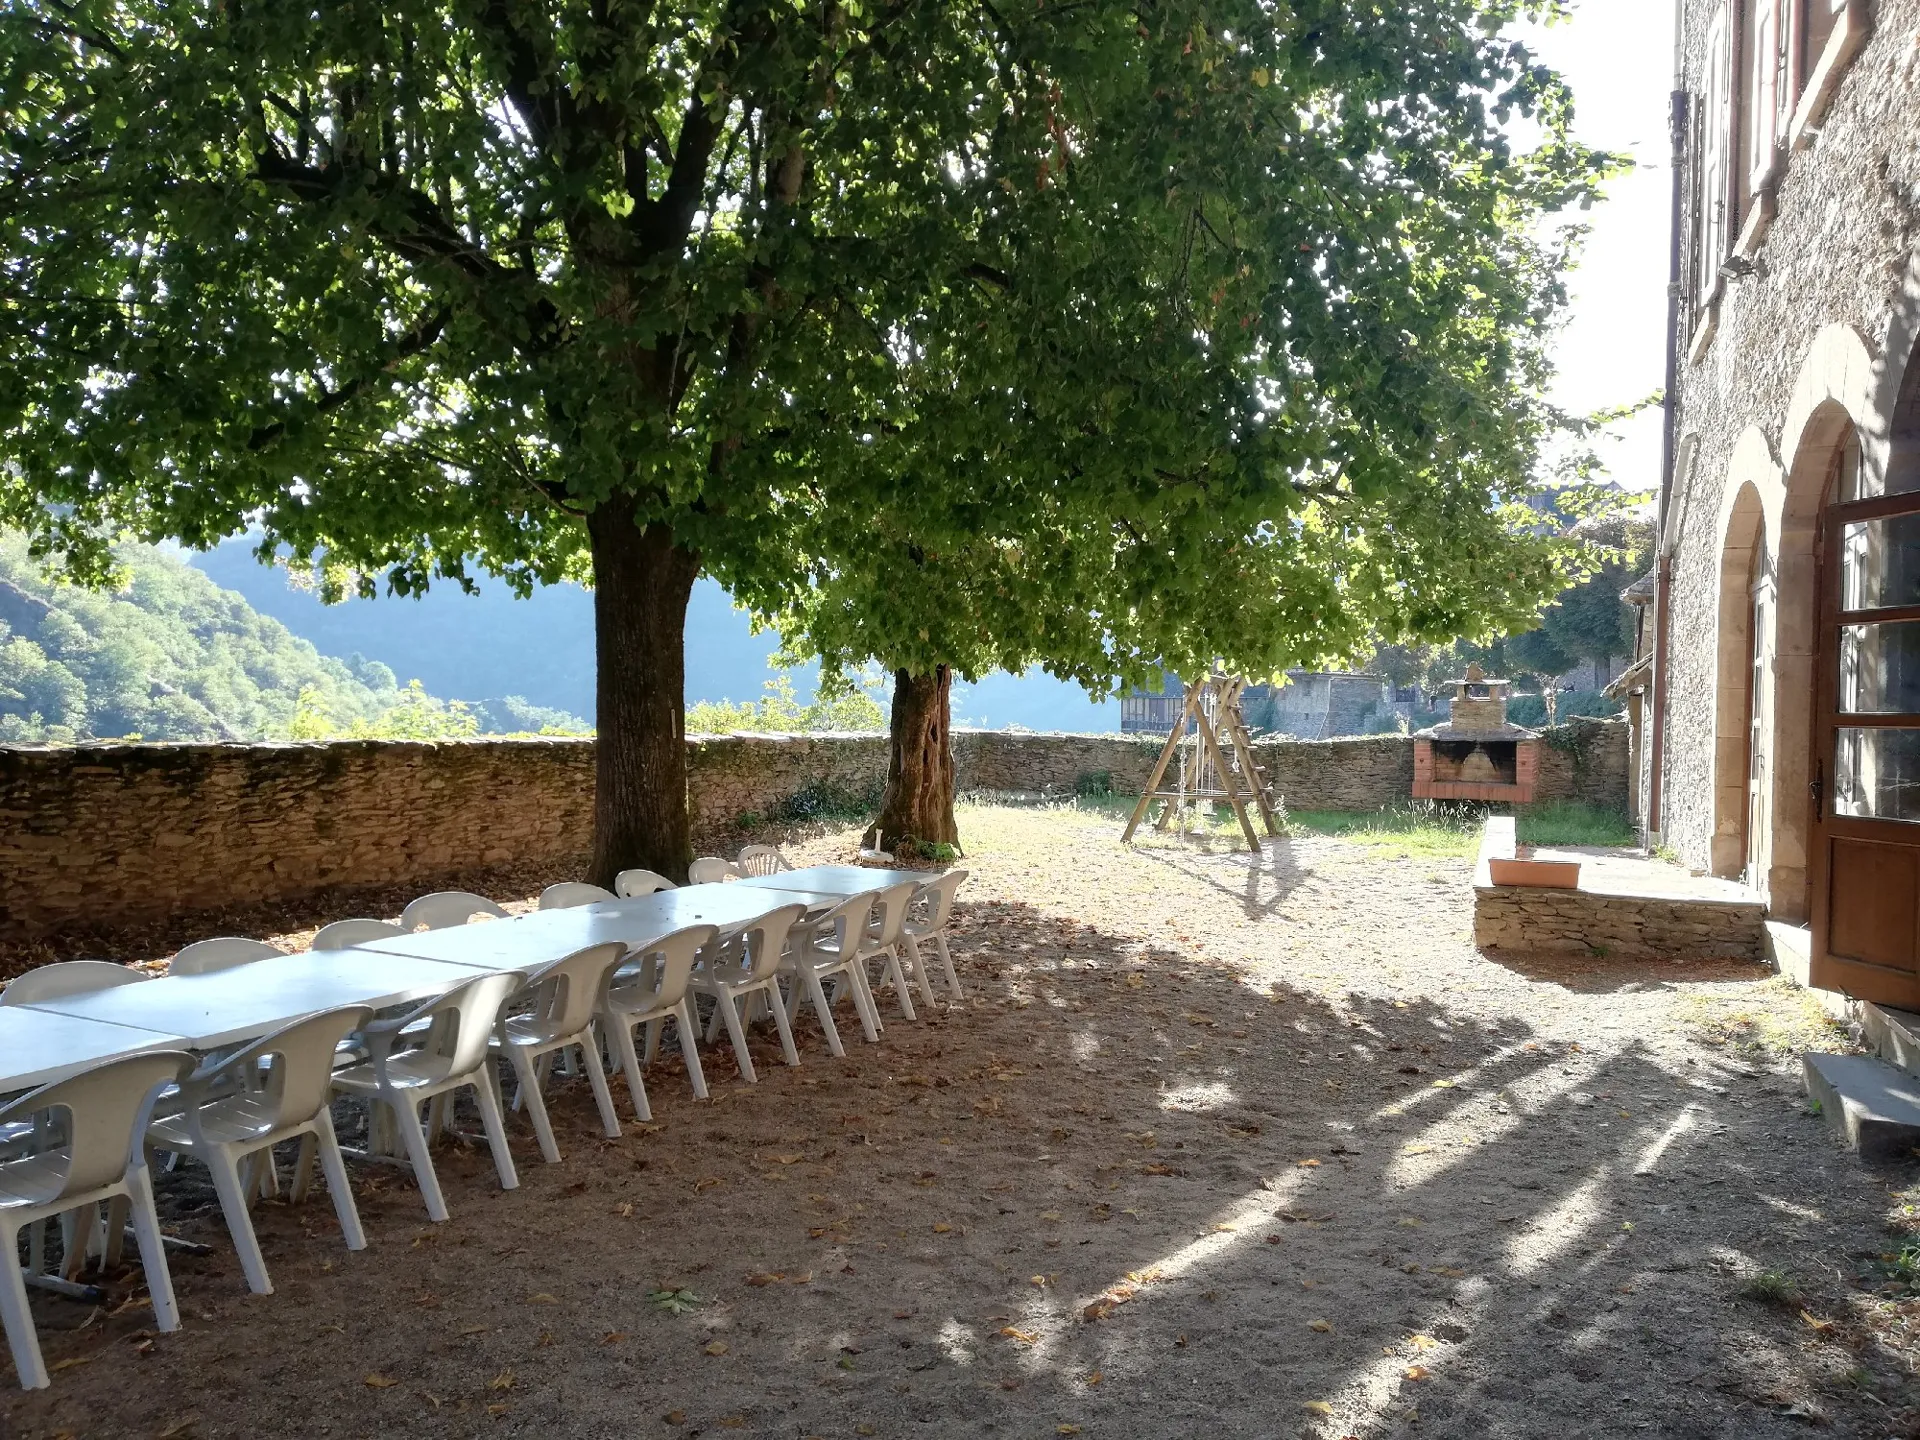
[{"left": 1810, "top": 451, "right": 1920, "bottom": 1006}]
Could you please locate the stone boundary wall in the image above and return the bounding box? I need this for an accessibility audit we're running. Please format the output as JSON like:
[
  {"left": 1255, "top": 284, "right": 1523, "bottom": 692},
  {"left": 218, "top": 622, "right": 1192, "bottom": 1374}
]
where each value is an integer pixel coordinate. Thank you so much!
[{"left": 0, "top": 720, "right": 1628, "bottom": 940}]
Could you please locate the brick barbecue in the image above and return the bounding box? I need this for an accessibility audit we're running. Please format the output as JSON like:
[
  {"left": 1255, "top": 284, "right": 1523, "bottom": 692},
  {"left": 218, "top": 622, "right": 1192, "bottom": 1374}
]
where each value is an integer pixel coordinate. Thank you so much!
[{"left": 1411, "top": 664, "right": 1540, "bottom": 804}]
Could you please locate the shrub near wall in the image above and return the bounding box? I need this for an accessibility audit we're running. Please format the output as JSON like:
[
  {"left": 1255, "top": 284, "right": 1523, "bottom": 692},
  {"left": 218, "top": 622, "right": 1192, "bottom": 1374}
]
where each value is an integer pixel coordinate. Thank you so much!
[{"left": 0, "top": 720, "right": 1628, "bottom": 940}]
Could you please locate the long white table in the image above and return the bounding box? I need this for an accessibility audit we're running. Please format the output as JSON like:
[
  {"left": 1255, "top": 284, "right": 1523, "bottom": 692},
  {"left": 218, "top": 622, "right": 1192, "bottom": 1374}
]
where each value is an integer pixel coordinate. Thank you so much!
[
  {"left": 734, "top": 864, "right": 941, "bottom": 895},
  {"left": 18, "top": 951, "right": 482, "bottom": 1050},
  {"left": 354, "top": 884, "right": 841, "bottom": 975},
  {"left": 0, "top": 1007, "right": 191, "bottom": 1093}
]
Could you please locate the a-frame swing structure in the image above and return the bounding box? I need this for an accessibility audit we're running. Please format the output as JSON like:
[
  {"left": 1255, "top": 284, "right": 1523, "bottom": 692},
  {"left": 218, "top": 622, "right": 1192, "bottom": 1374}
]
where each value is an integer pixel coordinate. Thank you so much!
[{"left": 1121, "top": 675, "right": 1280, "bottom": 849}]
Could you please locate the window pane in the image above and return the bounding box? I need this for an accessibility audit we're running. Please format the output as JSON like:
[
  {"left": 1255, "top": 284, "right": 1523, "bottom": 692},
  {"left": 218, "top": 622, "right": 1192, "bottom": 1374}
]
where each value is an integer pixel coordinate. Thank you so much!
[
  {"left": 1836, "top": 728, "right": 1920, "bottom": 823},
  {"left": 1840, "top": 622, "right": 1920, "bottom": 714},
  {"left": 1841, "top": 512, "right": 1920, "bottom": 610}
]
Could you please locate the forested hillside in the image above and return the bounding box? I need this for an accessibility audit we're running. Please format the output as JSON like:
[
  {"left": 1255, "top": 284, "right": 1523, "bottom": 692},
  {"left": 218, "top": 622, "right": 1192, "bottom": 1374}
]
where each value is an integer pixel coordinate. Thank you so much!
[{"left": 0, "top": 533, "right": 497, "bottom": 743}]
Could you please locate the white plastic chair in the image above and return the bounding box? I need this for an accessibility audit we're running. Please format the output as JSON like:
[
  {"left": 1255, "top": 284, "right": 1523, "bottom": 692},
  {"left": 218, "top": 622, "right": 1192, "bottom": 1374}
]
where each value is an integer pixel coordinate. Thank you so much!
[
  {"left": 0, "top": 1050, "right": 193, "bottom": 1389},
  {"left": 329, "top": 971, "right": 522, "bottom": 1222},
  {"left": 489, "top": 943, "right": 627, "bottom": 1163},
  {"left": 687, "top": 857, "right": 738, "bottom": 885},
  {"left": 399, "top": 891, "right": 509, "bottom": 931},
  {"left": 860, "top": 881, "right": 927, "bottom": 1019},
  {"left": 601, "top": 925, "right": 718, "bottom": 1118},
  {"left": 691, "top": 905, "right": 806, "bottom": 1083},
  {"left": 0, "top": 961, "right": 146, "bottom": 1007},
  {"left": 170, "top": 937, "right": 284, "bottom": 976},
  {"left": 615, "top": 868, "right": 677, "bottom": 897},
  {"left": 310, "top": 918, "right": 407, "bottom": 950},
  {"left": 902, "top": 869, "right": 969, "bottom": 1001},
  {"left": 781, "top": 892, "right": 882, "bottom": 1057},
  {"left": 735, "top": 844, "right": 792, "bottom": 877},
  {"left": 538, "top": 882, "right": 617, "bottom": 910},
  {"left": 145, "top": 1007, "right": 372, "bottom": 1295}
]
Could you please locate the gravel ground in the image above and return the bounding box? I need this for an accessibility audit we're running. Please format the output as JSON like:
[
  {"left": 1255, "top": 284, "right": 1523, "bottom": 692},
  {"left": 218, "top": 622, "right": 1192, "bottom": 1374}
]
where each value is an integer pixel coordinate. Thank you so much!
[{"left": 6, "top": 800, "right": 1920, "bottom": 1440}]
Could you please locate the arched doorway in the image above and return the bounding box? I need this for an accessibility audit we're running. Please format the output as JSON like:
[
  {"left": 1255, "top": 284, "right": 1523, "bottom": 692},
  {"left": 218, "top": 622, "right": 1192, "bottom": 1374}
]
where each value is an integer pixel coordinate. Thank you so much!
[
  {"left": 1810, "top": 363, "right": 1920, "bottom": 1005},
  {"left": 1713, "top": 481, "right": 1768, "bottom": 882}
]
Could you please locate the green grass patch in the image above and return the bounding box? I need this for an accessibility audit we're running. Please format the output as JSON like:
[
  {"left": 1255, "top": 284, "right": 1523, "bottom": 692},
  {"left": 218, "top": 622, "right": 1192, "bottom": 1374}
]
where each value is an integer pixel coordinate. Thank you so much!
[
  {"left": 1281, "top": 805, "right": 1481, "bottom": 860},
  {"left": 1514, "top": 800, "right": 1636, "bottom": 849}
]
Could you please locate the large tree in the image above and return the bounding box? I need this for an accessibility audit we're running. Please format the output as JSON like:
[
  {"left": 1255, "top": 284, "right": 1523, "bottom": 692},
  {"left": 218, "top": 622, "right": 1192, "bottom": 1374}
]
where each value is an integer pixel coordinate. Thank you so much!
[{"left": 0, "top": 0, "right": 1608, "bottom": 877}]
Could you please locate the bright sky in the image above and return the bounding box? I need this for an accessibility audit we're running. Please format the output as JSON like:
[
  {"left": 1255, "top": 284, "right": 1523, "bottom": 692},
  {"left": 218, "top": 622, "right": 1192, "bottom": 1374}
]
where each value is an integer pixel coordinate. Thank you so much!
[{"left": 1517, "top": 0, "right": 1676, "bottom": 494}]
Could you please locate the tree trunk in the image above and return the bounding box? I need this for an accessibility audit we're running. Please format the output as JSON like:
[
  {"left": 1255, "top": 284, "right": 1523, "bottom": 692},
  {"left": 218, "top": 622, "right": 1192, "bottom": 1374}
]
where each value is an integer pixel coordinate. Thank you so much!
[
  {"left": 867, "top": 666, "right": 960, "bottom": 855},
  {"left": 587, "top": 496, "right": 701, "bottom": 886}
]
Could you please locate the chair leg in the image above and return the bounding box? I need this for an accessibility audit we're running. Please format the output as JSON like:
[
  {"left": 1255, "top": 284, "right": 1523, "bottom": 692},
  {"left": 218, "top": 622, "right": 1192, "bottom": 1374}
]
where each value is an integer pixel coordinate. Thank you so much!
[
  {"left": 676, "top": 1000, "right": 709, "bottom": 1100},
  {"left": 126, "top": 1166, "right": 180, "bottom": 1333},
  {"left": 579, "top": 1028, "right": 622, "bottom": 1139},
  {"left": 0, "top": 1221, "right": 49, "bottom": 1390},
  {"left": 936, "top": 933, "right": 963, "bottom": 998},
  {"left": 312, "top": 1110, "right": 366, "bottom": 1252},
  {"left": 101, "top": 1196, "right": 130, "bottom": 1270},
  {"left": 879, "top": 946, "right": 917, "bottom": 1021},
  {"left": 716, "top": 990, "right": 758, "bottom": 1084},
  {"left": 611, "top": 1017, "right": 652, "bottom": 1121},
  {"left": 288, "top": 1133, "right": 319, "bottom": 1205},
  {"left": 25, "top": 1220, "right": 44, "bottom": 1277},
  {"left": 426, "top": 1092, "right": 451, "bottom": 1143},
  {"left": 904, "top": 935, "right": 939, "bottom": 1008},
  {"left": 468, "top": 1072, "right": 520, "bottom": 1193},
  {"left": 59, "top": 1210, "right": 85, "bottom": 1282},
  {"left": 643, "top": 1016, "right": 663, "bottom": 1065},
  {"left": 511, "top": 1048, "right": 563, "bottom": 1164},
  {"left": 804, "top": 972, "right": 846, "bottom": 1057},
  {"left": 704, "top": 994, "right": 725, "bottom": 1045},
  {"left": 764, "top": 981, "right": 800, "bottom": 1068},
  {"left": 845, "top": 964, "right": 882, "bottom": 1043},
  {"left": 206, "top": 1145, "right": 274, "bottom": 1295},
  {"left": 388, "top": 1096, "right": 450, "bottom": 1223}
]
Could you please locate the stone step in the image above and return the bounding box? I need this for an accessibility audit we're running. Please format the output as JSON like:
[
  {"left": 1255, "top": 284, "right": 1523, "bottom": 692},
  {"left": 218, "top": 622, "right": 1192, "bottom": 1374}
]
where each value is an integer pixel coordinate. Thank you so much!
[
  {"left": 1854, "top": 1002, "right": 1920, "bottom": 1078},
  {"left": 1802, "top": 1052, "right": 1920, "bottom": 1161}
]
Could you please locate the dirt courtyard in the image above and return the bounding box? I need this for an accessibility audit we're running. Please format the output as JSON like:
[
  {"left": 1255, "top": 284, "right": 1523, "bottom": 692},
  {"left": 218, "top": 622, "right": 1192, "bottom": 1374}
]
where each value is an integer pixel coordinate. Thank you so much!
[{"left": 7, "top": 801, "right": 1920, "bottom": 1439}]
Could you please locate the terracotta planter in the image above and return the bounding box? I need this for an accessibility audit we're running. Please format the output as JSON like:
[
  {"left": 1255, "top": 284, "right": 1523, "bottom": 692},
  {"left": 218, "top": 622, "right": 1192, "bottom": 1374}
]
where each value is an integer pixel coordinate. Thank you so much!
[{"left": 1487, "top": 857, "right": 1582, "bottom": 889}]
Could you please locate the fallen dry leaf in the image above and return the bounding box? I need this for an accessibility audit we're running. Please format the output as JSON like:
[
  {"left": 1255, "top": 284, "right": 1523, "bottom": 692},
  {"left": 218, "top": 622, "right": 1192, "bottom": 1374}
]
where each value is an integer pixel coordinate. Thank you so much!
[
  {"left": 1309, "top": 1319, "right": 1333, "bottom": 1333},
  {"left": 47, "top": 1357, "right": 93, "bottom": 1374},
  {"left": 704, "top": 1340, "right": 731, "bottom": 1356},
  {"left": 1405, "top": 1365, "right": 1434, "bottom": 1381},
  {"left": 999, "top": 1326, "right": 1039, "bottom": 1343},
  {"left": 488, "top": 1371, "right": 515, "bottom": 1392},
  {"left": 1409, "top": 1334, "right": 1439, "bottom": 1350},
  {"left": 362, "top": 1373, "right": 398, "bottom": 1389},
  {"left": 932, "top": 1222, "right": 953, "bottom": 1233},
  {"left": 1303, "top": 1400, "right": 1333, "bottom": 1415},
  {"left": 664, "top": 1410, "right": 687, "bottom": 1425},
  {"left": 1085, "top": 1371, "right": 1103, "bottom": 1387},
  {"left": 527, "top": 1292, "right": 560, "bottom": 1304}
]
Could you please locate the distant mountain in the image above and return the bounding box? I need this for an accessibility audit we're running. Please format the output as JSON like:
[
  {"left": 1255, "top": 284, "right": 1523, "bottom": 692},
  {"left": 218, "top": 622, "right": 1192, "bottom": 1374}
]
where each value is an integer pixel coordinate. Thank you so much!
[
  {"left": 0, "top": 532, "right": 438, "bottom": 743},
  {"left": 184, "top": 539, "right": 1119, "bottom": 732}
]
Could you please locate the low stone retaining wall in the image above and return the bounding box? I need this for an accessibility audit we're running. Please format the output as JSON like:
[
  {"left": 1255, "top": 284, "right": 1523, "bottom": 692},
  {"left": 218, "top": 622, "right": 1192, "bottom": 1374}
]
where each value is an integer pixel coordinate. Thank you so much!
[
  {"left": 1470, "top": 818, "right": 1765, "bottom": 962},
  {"left": 0, "top": 720, "right": 1629, "bottom": 941}
]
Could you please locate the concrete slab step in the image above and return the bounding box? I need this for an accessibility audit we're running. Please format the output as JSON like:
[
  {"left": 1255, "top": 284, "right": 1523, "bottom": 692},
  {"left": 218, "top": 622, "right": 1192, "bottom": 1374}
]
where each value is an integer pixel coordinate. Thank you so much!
[
  {"left": 1854, "top": 1002, "right": 1920, "bottom": 1078},
  {"left": 1803, "top": 1052, "right": 1920, "bottom": 1161}
]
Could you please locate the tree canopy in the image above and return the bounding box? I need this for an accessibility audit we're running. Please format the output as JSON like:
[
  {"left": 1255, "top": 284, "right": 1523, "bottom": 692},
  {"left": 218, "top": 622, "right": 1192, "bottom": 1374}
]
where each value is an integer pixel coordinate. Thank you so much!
[{"left": 1, "top": 0, "right": 1612, "bottom": 873}]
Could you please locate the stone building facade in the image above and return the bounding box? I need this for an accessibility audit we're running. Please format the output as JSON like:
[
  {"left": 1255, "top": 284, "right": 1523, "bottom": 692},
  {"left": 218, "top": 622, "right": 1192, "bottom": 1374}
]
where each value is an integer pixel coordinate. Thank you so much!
[{"left": 1648, "top": 0, "right": 1920, "bottom": 1003}]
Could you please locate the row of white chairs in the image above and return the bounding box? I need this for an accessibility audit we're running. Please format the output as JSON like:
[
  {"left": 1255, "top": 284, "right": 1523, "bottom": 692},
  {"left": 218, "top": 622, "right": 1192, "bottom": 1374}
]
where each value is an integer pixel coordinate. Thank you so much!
[{"left": 0, "top": 864, "right": 968, "bottom": 1390}]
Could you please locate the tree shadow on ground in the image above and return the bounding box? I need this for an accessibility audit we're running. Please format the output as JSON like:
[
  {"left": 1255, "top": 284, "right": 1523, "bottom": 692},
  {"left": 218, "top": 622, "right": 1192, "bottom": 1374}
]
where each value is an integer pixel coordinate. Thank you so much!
[{"left": 6, "top": 898, "right": 1912, "bottom": 1440}]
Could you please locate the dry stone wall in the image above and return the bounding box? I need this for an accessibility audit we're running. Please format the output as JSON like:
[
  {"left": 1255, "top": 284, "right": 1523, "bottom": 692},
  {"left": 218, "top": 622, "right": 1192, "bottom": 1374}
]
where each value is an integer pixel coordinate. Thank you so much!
[
  {"left": 1474, "top": 885, "right": 1766, "bottom": 962},
  {"left": 0, "top": 720, "right": 1627, "bottom": 940}
]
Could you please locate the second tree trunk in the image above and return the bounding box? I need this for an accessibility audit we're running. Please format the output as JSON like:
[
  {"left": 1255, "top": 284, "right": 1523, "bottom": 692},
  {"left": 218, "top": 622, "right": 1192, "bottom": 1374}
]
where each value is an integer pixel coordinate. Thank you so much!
[{"left": 868, "top": 666, "right": 960, "bottom": 855}]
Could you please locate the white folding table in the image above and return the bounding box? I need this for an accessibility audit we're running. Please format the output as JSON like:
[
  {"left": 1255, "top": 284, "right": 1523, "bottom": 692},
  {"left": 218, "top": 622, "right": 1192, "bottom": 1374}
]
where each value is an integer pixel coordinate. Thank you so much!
[
  {"left": 733, "top": 863, "right": 940, "bottom": 895},
  {"left": 353, "top": 884, "right": 840, "bottom": 974},
  {"left": 16, "top": 950, "right": 476, "bottom": 1051},
  {"left": 0, "top": 1008, "right": 190, "bottom": 1094}
]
